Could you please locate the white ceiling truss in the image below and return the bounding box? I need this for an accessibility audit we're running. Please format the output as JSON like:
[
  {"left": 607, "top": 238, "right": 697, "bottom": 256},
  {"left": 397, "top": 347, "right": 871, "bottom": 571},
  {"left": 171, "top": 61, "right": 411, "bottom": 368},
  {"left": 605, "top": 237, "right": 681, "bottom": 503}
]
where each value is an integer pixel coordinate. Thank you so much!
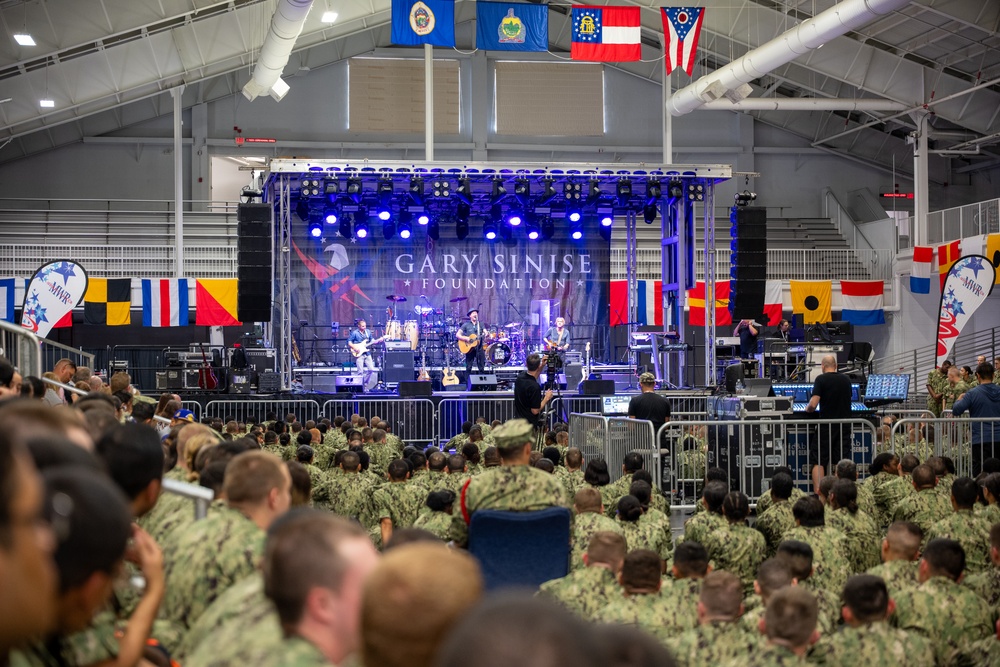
[{"left": 0, "top": 0, "right": 996, "bottom": 175}]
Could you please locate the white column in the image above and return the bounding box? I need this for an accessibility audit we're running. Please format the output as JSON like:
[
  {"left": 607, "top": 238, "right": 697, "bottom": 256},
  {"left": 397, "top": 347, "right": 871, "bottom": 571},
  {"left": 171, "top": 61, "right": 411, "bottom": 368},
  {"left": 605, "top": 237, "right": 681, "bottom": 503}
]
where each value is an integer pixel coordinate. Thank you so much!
[
  {"left": 912, "top": 112, "right": 929, "bottom": 247},
  {"left": 425, "top": 44, "right": 434, "bottom": 162},
  {"left": 171, "top": 86, "right": 185, "bottom": 277}
]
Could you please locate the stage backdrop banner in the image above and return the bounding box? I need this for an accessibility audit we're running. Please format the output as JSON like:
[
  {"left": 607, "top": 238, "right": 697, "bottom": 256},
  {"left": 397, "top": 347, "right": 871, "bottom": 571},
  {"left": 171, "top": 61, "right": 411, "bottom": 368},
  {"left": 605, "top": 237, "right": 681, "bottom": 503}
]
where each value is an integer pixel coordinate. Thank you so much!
[
  {"left": 20, "top": 260, "right": 88, "bottom": 338},
  {"left": 937, "top": 254, "right": 995, "bottom": 367},
  {"left": 289, "top": 229, "right": 610, "bottom": 349}
]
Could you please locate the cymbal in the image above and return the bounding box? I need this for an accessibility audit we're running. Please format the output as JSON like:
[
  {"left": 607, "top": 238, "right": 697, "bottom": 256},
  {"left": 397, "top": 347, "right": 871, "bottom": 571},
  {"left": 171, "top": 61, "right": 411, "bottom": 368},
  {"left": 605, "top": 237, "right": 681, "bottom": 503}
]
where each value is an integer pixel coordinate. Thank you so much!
[
  {"left": 504, "top": 322, "right": 523, "bottom": 329},
  {"left": 386, "top": 295, "right": 407, "bottom": 302},
  {"left": 449, "top": 296, "right": 468, "bottom": 303}
]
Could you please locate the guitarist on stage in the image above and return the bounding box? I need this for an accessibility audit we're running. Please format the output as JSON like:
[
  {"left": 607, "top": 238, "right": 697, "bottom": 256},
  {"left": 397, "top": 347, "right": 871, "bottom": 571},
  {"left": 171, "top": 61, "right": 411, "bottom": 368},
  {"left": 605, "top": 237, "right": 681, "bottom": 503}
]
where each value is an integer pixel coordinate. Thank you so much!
[
  {"left": 543, "top": 316, "right": 571, "bottom": 352},
  {"left": 456, "top": 308, "right": 487, "bottom": 377},
  {"left": 347, "top": 319, "right": 378, "bottom": 388}
]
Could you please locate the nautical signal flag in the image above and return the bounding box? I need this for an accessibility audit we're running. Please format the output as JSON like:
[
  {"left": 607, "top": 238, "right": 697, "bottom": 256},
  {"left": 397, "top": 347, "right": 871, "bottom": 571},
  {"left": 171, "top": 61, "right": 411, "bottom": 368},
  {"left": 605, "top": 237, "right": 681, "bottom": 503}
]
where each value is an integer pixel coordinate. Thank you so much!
[
  {"left": 571, "top": 5, "right": 641, "bottom": 62},
  {"left": 840, "top": 280, "right": 886, "bottom": 326},
  {"left": 84, "top": 278, "right": 132, "bottom": 326},
  {"left": 391, "top": 0, "right": 455, "bottom": 47},
  {"left": 763, "top": 280, "right": 783, "bottom": 326},
  {"left": 661, "top": 7, "right": 705, "bottom": 76},
  {"left": 195, "top": 279, "right": 240, "bottom": 327},
  {"left": 142, "top": 279, "right": 190, "bottom": 327},
  {"left": 688, "top": 280, "right": 731, "bottom": 327},
  {"left": 609, "top": 279, "right": 663, "bottom": 326},
  {"left": 790, "top": 280, "right": 831, "bottom": 325},
  {"left": 910, "top": 246, "right": 932, "bottom": 294},
  {"left": 0, "top": 278, "right": 27, "bottom": 323},
  {"left": 938, "top": 240, "right": 962, "bottom": 289},
  {"left": 986, "top": 234, "right": 1000, "bottom": 285},
  {"left": 476, "top": 2, "right": 548, "bottom": 52}
]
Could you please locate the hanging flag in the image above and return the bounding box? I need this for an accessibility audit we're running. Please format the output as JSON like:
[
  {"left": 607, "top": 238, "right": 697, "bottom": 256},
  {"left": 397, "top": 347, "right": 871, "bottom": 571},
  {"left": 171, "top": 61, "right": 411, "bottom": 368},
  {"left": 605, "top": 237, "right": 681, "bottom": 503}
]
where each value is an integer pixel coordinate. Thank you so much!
[
  {"left": 763, "top": 280, "right": 783, "bottom": 326},
  {"left": 937, "top": 255, "right": 996, "bottom": 366},
  {"left": 790, "top": 280, "right": 832, "bottom": 324},
  {"left": 571, "top": 5, "right": 641, "bottom": 62},
  {"left": 142, "top": 279, "right": 190, "bottom": 327},
  {"left": 476, "top": 2, "right": 548, "bottom": 52},
  {"left": 636, "top": 280, "right": 662, "bottom": 326},
  {"left": 84, "top": 278, "right": 132, "bottom": 326},
  {"left": 196, "top": 279, "right": 241, "bottom": 327},
  {"left": 911, "top": 245, "right": 932, "bottom": 294},
  {"left": 661, "top": 7, "right": 705, "bottom": 76},
  {"left": 687, "top": 280, "right": 731, "bottom": 327},
  {"left": 609, "top": 280, "right": 628, "bottom": 326},
  {"left": 21, "top": 262, "right": 86, "bottom": 337},
  {"left": 0, "top": 278, "right": 28, "bottom": 323},
  {"left": 986, "top": 234, "right": 1000, "bottom": 285},
  {"left": 962, "top": 234, "right": 986, "bottom": 258},
  {"left": 391, "top": 0, "right": 456, "bottom": 47},
  {"left": 840, "top": 280, "right": 886, "bottom": 326},
  {"left": 938, "top": 240, "right": 961, "bottom": 289}
]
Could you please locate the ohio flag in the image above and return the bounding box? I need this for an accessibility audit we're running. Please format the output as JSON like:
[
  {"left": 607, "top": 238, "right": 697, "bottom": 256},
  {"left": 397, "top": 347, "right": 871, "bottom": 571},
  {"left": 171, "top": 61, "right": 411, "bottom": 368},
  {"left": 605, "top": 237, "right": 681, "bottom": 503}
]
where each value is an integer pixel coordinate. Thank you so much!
[
  {"left": 571, "top": 6, "right": 641, "bottom": 62},
  {"left": 840, "top": 280, "right": 886, "bottom": 326},
  {"left": 661, "top": 7, "right": 705, "bottom": 76},
  {"left": 910, "top": 246, "right": 932, "bottom": 294},
  {"left": 142, "top": 279, "right": 189, "bottom": 327}
]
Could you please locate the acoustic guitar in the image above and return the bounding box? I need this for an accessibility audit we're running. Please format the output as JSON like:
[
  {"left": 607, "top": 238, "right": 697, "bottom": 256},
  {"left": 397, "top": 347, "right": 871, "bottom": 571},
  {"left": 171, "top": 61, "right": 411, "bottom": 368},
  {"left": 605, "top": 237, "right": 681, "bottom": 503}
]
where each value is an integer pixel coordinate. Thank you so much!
[
  {"left": 417, "top": 350, "right": 430, "bottom": 382},
  {"left": 457, "top": 334, "right": 481, "bottom": 355},
  {"left": 349, "top": 336, "right": 387, "bottom": 359},
  {"left": 441, "top": 367, "right": 459, "bottom": 386}
]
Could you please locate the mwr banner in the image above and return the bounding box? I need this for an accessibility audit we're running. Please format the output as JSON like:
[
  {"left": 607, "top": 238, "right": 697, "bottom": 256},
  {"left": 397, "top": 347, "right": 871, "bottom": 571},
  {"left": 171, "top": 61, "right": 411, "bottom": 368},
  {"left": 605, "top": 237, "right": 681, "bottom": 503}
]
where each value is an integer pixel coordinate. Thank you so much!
[
  {"left": 289, "top": 227, "right": 610, "bottom": 353},
  {"left": 20, "top": 260, "right": 88, "bottom": 338},
  {"left": 937, "top": 255, "right": 996, "bottom": 367}
]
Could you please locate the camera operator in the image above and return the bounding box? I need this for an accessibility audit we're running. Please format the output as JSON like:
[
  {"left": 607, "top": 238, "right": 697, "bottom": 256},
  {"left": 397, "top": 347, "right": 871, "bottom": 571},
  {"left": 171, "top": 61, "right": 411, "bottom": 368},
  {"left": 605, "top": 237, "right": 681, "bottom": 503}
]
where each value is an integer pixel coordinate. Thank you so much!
[{"left": 514, "top": 353, "right": 553, "bottom": 429}]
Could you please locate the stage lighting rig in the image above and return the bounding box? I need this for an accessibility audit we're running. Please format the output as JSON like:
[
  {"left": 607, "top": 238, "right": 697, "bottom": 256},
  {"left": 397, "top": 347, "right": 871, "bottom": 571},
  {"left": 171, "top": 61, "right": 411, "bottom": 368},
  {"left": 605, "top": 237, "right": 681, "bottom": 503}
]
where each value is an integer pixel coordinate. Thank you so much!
[
  {"left": 416, "top": 210, "right": 430, "bottom": 225},
  {"left": 598, "top": 207, "right": 614, "bottom": 227},
  {"left": 507, "top": 209, "right": 524, "bottom": 227},
  {"left": 455, "top": 177, "right": 472, "bottom": 204},
  {"left": 687, "top": 183, "right": 705, "bottom": 201},
  {"left": 734, "top": 190, "right": 757, "bottom": 207},
  {"left": 564, "top": 181, "right": 582, "bottom": 202},
  {"left": 300, "top": 178, "right": 321, "bottom": 197},
  {"left": 541, "top": 216, "right": 555, "bottom": 241},
  {"left": 355, "top": 215, "right": 369, "bottom": 239},
  {"left": 308, "top": 219, "right": 323, "bottom": 239},
  {"left": 408, "top": 177, "right": 425, "bottom": 205},
  {"left": 537, "top": 178, "right": 557, "bottom": 206},
  {"left": 514, "top": 178, "right": 530, "bottom": 205},
  {"left": 570, "top": 221, "right": 584, "bottom": 240},
  {"left": 346, "top": 175, "right": 363, "bottom": 202},
  {"left": 339, "top": 214, "right": 352, "bottom": 239},
  {"left": 324, "top": 209, "right": 338, "bottom": 225},
  {"left": 643, "top": 203, "right": 658, "bottom": 224},
  {"left": 383, "top": 219, "right": 396, "bottom": 239},
  {"left": 324, "top": 179, "right": 339, "bottom": 201},
  {"left": 567, "top": 207, "right": 582, "bottom": 224},
  {"left": 646, "top": 179, "right": 661, "bottom": 202},
  {"left": 432, "top": 179, "right": 450, "bottom": 198},
  {"left": 616, "top": 179, "right": 633, "bottom": 207},
  {"left": 490, "top": 178, "right": 507, "bottom": 204},
  {"left": 586, "top": 179, "right": 602, "bottom": 206},
  {"left": 377, "top": 177, "right": 394, "bottom": 221},
  {"left": 427, "top": 218, "right": 440, "bottom": 240},
  {"left": 397, "top": 215, "right": 413, "bottom": 240},
  {"left": 456, "top": 202, "right": 470, "bottom": 240},
  {"left": 526, "top": 218, "right": 541, "bottom": 240}
]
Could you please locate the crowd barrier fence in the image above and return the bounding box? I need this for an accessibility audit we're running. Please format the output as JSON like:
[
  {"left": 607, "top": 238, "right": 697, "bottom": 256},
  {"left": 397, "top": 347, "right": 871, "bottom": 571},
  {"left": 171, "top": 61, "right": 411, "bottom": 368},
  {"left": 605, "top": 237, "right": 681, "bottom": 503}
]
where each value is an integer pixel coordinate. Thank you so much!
[{"left": 889, "top": 416, "right": 1000, "bottom": 477}]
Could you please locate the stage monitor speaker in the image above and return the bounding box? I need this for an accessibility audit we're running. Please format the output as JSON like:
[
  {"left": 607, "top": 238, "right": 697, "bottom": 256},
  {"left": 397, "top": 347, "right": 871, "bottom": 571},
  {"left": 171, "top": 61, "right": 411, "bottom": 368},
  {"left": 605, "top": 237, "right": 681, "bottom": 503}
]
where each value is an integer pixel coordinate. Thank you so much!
[
  {"left": 398, "top": 381, "right": 433, "bottom": 397},
  {"left": 238, "top": 203, "right": 271, "bottom": 223},
  {"left": 578, "top": 379, "right": 616, "bottom": 395},
  {"left": 564, "top": 363, "right": 584, "bottom": 390},
  {"left": 729, "top": 206, "right": 768, "bottom": 320},
  {"left": 384, "top": 351, "right": 415, "bottom": 384},
  {"left": 334, "top": 375, "right": 363, "bottom": 392},
  {"left": 467, "top": 374, "right": 498, "bottom": 391}
]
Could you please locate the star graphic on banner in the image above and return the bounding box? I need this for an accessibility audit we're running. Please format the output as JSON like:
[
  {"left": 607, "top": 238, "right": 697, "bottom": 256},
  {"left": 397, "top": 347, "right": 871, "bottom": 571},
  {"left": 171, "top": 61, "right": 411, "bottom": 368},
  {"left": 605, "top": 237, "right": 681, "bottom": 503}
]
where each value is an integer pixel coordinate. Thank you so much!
[
  {"left": 25, "top": 291, "right": 39, "bottom": 309},
  {"left": 34, "top": 305, "right": 48, "bottom": 324},
  {"left": 947, "top": 288, "right": 956, "bottom": 299},
  {"left": 349, "top": 237, "right": 357, "bottom": 244},
  {"left": 403, "top": 280, "right": 411, "bottom": 287},
  {"left": 950, "top": 264, "right": 964, "bottom": 278},
  {"left": 52, "top": 262, "right": 77, "bottom": 285},
  {"left": 966, "top": 257, "right": 986, "bottom": 278},
  {"left": 952, "top": 300, "right": 966, "bottom": 316},
  {"left": 576, "top": 280, "right": 585, "bottom": 288}
]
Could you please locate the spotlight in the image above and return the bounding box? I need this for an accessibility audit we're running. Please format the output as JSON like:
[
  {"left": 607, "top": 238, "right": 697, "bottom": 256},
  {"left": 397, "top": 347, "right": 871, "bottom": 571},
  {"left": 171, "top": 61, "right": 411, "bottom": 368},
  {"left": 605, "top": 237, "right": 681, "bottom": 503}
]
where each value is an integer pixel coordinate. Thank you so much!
[
  {"left": 526, "top": 215, "right": 541, "bottom": 241},
  {"left": 734, "top": 190, "right": 757, "bottom": 207},
  {"left": 646, "top": 179, "right": 662, "bottom": 203},
  {"left": 308, "top": 219, "right": 323, "bottom": 239},
  {"left": 377, "top": 176, "right": 393, "bottom": 217},
  {"left": 514, "top": 178, "right": 530, "bottom": 205},
  {"left": 456, "top": 219, "right": 469, "bottom": 240},
  {"left": 408, "top": 177, "right": 425, "bottom": 205},
  {"left": 667, "top": 179, "right": 684, "bottom": 201},
  {"left": 377, "top": 206, "right": 392, "bottom": 222},
  {"left": 598, "top": 207, "right": 614, "bottom": 227},
  {"left": 456, "top": 202, "right": 471, "bottom": 225},
  {"left": 616, "top": 179, "right": 633, "bottom": 206},
  {"left": 563, "top": 181, "right": 581, "bottom": 201},
  {"left": 455, "top": 177, "right": 472, "bottom": 204},
  {"left": 567, "top": 208, "right": 582, "bottom": 223},
  {"left": 537, "top": 178, "right": 557, "bottom": 206},
  {"left": 383, "top": 219, "right": 396, "bottom": 239},
  {"left": 324, "top": 209, "right": 338, "bottom": 225},
  {"left": 416, "top": 212, "right": 430, "bottom": 225},
  {"left": 398, "top": 210, "right": 413, "bottom": 240},
  {"left": 507, "top": 209, "right": 523, "bottom": 227},
  {"left": 355, "top": 214, "right": 369, "bottom": 239},
  {"left": 570, "top": 224, "right": 584, "bottom": 240},
  {"left": 687, "top": 183, "right": 704, "bottom": 201},
  {"left": 346, "top": 175, "right": 363, "bottom": 202},
  {"left": 300, "top": 178, "right": 321, "bottom": 197},
  {"left": 490, "top": 178, "right": 507, "bottom": 204},
  {"left": 586, "top": 179, "right": 601, "bottom": 205},
  {"left": 432, "top": 180, "right": 450, "bottom": 198},
  {"left": 643, "top": 203, "right": 658, "bottom": 224},
  {"left": 324, "top": 179, "right": 339, "bottom": 201}
]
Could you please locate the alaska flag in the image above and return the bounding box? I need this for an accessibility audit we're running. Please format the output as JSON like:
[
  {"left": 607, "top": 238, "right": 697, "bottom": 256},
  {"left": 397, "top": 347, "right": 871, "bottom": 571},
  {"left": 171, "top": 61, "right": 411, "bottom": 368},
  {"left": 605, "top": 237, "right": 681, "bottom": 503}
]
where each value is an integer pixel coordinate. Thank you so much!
[
  {"left": 391, "top": 0, "right": 456, "bottom": 47},
  {"left": 476, "top": 2, "right": 548, "bottom": 52}
]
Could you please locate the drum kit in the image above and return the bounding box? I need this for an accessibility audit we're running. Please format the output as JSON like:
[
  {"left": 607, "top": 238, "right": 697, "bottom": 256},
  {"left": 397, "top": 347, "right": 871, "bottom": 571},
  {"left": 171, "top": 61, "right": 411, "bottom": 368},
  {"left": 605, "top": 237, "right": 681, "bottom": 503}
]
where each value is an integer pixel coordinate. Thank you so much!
[{"left": 379, "top": 294, "right": 529, "bottom": 368}]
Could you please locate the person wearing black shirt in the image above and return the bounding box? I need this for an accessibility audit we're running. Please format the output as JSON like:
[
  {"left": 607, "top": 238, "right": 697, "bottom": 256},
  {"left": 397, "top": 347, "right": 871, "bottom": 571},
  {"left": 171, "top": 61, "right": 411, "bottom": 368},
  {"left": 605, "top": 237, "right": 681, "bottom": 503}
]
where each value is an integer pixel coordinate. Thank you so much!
[
  {"left": 805, "top": 354, "right": 853, "bottom": 493},
  {"left": 513, "top": 353, "right": 553, "bottom": 429},
  {"left": 734, "top": 318, "right": 760, "bottom": 359},
  {"left": 456, "top": 308, "right": 487, "bottom": 377},
  {"left": 627, "top": 372, "right": 671, "bottom": 438}
]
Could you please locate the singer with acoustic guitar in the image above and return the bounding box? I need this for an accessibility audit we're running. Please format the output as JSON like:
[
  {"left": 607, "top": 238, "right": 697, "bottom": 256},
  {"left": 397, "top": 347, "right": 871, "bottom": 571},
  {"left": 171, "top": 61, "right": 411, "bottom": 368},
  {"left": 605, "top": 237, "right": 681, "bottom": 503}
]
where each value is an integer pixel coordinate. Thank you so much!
[
  {"left": 347, "top": 319, "right": 384, "bottom": 388},
  {"left": 456, "top": 308, "right": 487, "bottom": 377}
]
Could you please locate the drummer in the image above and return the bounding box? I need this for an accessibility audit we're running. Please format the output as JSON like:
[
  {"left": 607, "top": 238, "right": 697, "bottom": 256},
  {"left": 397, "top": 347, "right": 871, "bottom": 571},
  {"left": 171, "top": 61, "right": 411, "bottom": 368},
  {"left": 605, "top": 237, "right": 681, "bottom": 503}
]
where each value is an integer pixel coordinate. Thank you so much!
[
  {"left": 457, "top": 308, "right": 487, "bottom": 376},
  {"left": 543, "top": 316, "right": 571, "bottom": 352}
]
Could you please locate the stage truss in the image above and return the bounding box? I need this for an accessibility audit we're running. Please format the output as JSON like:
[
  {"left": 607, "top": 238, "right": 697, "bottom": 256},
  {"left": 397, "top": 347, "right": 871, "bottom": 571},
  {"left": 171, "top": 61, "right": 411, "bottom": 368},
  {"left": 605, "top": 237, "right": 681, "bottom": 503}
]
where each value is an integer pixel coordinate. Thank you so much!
[{"left": 264, "top": 159, "right": 730, "bottom": 390}]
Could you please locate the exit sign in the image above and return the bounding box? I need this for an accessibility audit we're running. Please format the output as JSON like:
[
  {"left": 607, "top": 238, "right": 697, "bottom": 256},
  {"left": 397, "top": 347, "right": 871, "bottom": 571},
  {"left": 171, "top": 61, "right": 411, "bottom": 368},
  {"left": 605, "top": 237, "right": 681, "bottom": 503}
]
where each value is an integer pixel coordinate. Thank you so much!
[{"left": 881, "top": 192, "right": 914, "bottom": 199}]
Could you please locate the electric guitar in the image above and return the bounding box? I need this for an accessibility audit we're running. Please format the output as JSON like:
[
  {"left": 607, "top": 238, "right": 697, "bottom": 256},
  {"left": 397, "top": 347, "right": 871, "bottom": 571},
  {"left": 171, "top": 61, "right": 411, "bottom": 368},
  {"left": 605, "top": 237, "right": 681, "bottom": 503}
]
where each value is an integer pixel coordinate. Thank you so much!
[
  {"left": 584, "top": 341, "right": 591, "bottom": 380},
  {"left": 198, "top": 343, "right": 218, "bottom": 390},
  {"left": 457, "top": 334, "right": 481, "bottom": 355},
  {"left": 417, "top": 350, "right": 430, "bottom": 382},
  {"left": 349, "top": 336, "right": 387, "bottom": 359},
  {"left": 441, "top": 367, "right": 459, "bottom": 386}
]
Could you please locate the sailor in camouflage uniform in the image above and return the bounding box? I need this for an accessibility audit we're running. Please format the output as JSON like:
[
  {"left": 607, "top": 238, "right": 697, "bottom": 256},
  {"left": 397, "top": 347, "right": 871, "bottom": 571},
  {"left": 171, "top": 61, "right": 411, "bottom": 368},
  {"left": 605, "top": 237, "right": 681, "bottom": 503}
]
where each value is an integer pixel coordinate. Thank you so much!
[
  {"left": 781, "top": 496, "right": 851, "bottom": 593},
  {"left": 658, "top": 542, "right": 711, "bottom": 638},
  {"left": 450, "top": 419, "right": 568, "bottom": 548},
  {"left": 701, "top": 492, "right": 766, "bottom": 595},
  {"left": 726, "top": 587, "right": 816, "bottom": 667},
  {"left": 595, "top": 549, "right": 679, "bottom": 644},
  {"left": 926, "top": 362, "right": 951, "bottom": 418},
  {"left": 865, "top": 521, "right": 922, "bottom": 597},
  {"left": 412, "top": 490, "right": 456, "bottom": 541},
  {"left": 538, "top": 531, "right": 625, "bottom": 620},
  {"left": 754, "top": 473, "right": 798, "bottom": 556},
  {"left": 680, "top": 480, "right": 728, "bottom": 546},
  {"left": 964, "top": 522, "right": 1000, "bottom": 606},
  {"left": 371, "top": 459, "right": 427, "bottom": 547},
  {"left": 891, "top": 464, "right": 953, "bottom": 541},
  {"left": 826, "top": 479, "right": 881, "bottom": 573},
  {"left": 667, "top": 571, "right": 760, "bottom": 667},
  {"left": 925, "top": 476, "right": 993, "bottom": 574},
  {"left": 568, "top": 487, "right": 624, "bottom": 570}
]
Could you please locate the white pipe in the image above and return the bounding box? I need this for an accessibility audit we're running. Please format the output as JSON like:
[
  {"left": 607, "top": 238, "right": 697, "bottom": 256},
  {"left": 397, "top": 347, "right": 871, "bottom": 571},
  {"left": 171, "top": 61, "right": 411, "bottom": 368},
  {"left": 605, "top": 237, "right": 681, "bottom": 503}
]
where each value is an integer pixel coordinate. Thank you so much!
[
  {"left": 702, "top": 98, "right": 907, "bottom": 111},
  {"left": 242, "top": 0, "right": 314, "bottom": 102},
  {"left": 425, "top": 43, "right": 434, "bottom": 162},
  {"left": 668, "top": 0, "right": 911, "bottom": 116},
  {"left": 172, "top": 86, "right": 184, "bottom": 278}
]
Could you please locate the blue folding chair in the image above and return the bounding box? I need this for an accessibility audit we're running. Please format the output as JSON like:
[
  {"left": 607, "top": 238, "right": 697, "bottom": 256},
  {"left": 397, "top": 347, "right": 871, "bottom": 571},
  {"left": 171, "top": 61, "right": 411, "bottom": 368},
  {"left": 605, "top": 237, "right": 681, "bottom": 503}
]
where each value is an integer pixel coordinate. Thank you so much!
[{"left": 468, "top": 506, "right": 572, "bottom": 591}]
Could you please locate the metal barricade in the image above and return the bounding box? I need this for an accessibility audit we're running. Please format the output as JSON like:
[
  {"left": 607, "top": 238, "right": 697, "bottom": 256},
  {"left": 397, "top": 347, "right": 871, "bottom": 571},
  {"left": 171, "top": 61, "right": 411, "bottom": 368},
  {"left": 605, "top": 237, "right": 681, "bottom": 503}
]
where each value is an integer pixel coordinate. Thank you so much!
[
  {"left": 0, "top": 319, "right": 41, "bottom": 378},
  {"left": 659, "top": 417, "right": 878, "bottom": 510},
  {"left": 549, "top": 395, "right": 601, "bottom": 424},
  {"left": 161, "top": 478, "right": 214, "bottom": 520},
  {"left": 607, "top": 417, "right": 658, "bottom": 485},
  {"left": 438, "top": 395, "right": 518, "bottom": 445},
  {"left": 889, "top": 417, "right": 1000, "bottom": 477},
  {"left": 181, "top": 401, "right": 202, "bottom": 421},
  {"left": 203, "top": 399, "right": 321, "bottom": 425},
  {"left": 568, "top": 413, "right": 610, "bottom": 468},
  {"left": 321, "top": 398, "right": 436, "bottom": 446},
  {"left": 38, "top": 339, "right": 94, "bottom": 376}
]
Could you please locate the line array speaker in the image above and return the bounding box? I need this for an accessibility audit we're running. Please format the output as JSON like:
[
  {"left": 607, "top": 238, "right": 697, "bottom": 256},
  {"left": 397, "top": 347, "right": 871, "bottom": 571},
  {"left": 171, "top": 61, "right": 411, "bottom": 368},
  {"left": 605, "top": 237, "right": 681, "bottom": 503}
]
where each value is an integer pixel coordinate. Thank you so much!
[
  {"left": 729, "top": 206, "right": 768, "bottom": 321},
  {"left": 237, "top": 203, "right": 273, "bottom": 323}
]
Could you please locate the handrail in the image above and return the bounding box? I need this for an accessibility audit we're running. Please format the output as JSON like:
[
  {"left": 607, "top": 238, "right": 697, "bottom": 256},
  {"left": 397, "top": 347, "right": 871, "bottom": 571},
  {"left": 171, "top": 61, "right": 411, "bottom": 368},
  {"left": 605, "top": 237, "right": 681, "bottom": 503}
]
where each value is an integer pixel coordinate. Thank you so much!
[
  {"left": 40, "top": 339, "right": 95, "bottom": 368},
  {"left": 822, "top": 187, "right": 876, "bottom": 253},
  {"left": 161, "top": 478, "right": 214, "bottom": 520},
  {"left": 873, "top": 322, "right": 1000, "bottom": 389},
  {"left": 0, "top": 319, "right": 41, "bottom": 377}
]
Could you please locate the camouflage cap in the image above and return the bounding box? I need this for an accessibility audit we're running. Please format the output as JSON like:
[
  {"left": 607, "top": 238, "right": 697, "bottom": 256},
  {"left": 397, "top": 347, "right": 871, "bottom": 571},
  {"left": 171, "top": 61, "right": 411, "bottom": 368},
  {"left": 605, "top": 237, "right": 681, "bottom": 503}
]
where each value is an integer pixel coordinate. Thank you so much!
[
  {"left": 639, "top": 372, "right": 656, "bottom": 385},
  {"left": 492, "top": 419, "right": 535, "bottom": 450}
]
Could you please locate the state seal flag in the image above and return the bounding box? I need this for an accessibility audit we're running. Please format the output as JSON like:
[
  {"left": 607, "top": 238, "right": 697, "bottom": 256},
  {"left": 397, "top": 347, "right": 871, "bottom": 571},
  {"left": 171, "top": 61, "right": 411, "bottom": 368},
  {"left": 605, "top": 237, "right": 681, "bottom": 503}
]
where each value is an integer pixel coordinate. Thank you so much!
[
  {"left": 195, "top": 279, "right": 241, "bottom": 327},
  {"left": 84, "top": 278, "right": 132, "bottom": 326},
  {"left": 661, "top": 7, "right": 705, "bottom": 76},
  {"left": 687, "top": 280, "right": 731, "bottom": 327},
  {"left": 476, "top": 2, "right": 548, "bottom": 52},
  {"left": 142, "top": 279, "right": 190, "bottom": 327},
  {"left": 571, "top": 6, "right": 642, "bottom": 62},
  {"left": 391, "top": 0, "right": 456, "bottom": 47},
  {"left": 910, "top": 245, "right": 932, "bottom": 294},
  {"left": 840, "top": 280, "right": 886, "bottom": 326},
  {"left": 790, "top": 280, "right": 831, "bottom": 325}
]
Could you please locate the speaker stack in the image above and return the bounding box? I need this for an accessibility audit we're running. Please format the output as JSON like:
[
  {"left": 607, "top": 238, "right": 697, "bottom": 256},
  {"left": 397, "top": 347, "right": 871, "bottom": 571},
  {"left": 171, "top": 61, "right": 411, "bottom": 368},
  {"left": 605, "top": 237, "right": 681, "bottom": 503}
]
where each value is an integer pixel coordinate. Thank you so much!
[
  {"left": 728, "top": 206, "right": 767, "bottom": 321},
  {"left": 237, "top": 203, "right": 273, "bottom": 323}
]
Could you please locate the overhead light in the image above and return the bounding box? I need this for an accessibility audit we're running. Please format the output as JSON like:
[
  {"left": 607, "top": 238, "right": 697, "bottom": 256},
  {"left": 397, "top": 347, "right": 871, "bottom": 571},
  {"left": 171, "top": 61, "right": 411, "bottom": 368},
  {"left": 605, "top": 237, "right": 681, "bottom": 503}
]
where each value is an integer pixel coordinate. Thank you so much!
[
  {"left": 507, "top": 209, "right": 523, "bottom": 227},
  {"left": 563, "top": 181, "right": 581, "bottom": 201},
  {"left": 526, "top": 215, "right": 541, "bottom": 241},
  {"left": 398, "top": 210, "right": 413, "bottom": 240},
  {"left": 687, "top": 183, "right": 704, "bottom": 201},
  {"left": 324, "top": 179, "right": 339, "bottom": 201},
  {"left": 455, "top": 177, "right": 472, "bottom": 204},
  {"left": 416, "top": 210, "right": 430, "bottom": 225},
  {"left": 570, "top": 222, "right": 584, "bottom": 241},
  {"left": 646, "top": 179, "right": 662, "bottom": 204},
  {"left": 308, "top": 219, "right": 323, "bottom": 239},
  {"left": 324, "top": 209, "right": 338, "bottom": 225},
  {"left": 13, "top": 33, "right": 34, "bottom": 46},
  {"left": 586, "top": 179, "right": 601, "bottom": 205},
  {"left": 432, "top": 179, "right": 450, "bottom": 198},
  {"left": 346, "top": 175, "right": 363, "bottom": 201},
  {"left": 616, "top": 179, "right": 632, "bottom": 206},
  {"left": 355, "top": 216, "right": 369, "bottom": 239},
  {"left": 456, "top": 203, "right": 470, "bottom": 240},
  {"left": 39, "top": 98, "right": 54, "bottom": 108},
  {"left": 541, "top": 216, "right": 555, "bottom": 241},
  {"left": 339, "top": 215, "right": 352, "bottom": 239},
  {"left": 567, "top": 207, "right": 582, "bottom": 224},
  {"left": 536, "top": 178, "right": 557, "bottom": 206},
  {"left": 643, "top": 203, "right": 658, "bottom": 224},
  {"left": 490, "top": 178, "right": 506, "bottom": 204},
  {"left": 382, "top": 219, "right": 396, "bottom": 239},
  {"left": 408, "top": 177, "right": 425, "bottom": 205},
  {"left": 598, "top": 208, "right": 614, "bottom": 227},
  {"left": 377, "top": 206, "right": 392, "bottom": 222},
  {"left": 321, "top": 10, "right": 339, "bottom": 23},
  {"left": 484, "top": 221, "right": 498, "bottom": 241}
]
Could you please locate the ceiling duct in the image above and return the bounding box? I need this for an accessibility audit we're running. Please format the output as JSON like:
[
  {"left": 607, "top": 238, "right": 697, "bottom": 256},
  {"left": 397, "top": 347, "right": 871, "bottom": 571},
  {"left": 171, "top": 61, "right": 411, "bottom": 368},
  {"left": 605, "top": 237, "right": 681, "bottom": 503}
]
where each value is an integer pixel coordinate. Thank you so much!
[
  {"left": 667, "top": 0, "right": 911, "bottom": 116},
  {"left": 242, "top": 0, "right": 315, "bottom": 102}
]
